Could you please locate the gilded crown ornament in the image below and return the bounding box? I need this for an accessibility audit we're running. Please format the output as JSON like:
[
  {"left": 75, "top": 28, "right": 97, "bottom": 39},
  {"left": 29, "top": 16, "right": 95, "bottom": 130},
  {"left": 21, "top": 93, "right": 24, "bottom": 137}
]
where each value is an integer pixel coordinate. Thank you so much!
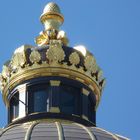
[
  {"left": 0, "top": 2, "right": 105, "bottom": 109},
  {"left": 35, "top": 2, "right": 68, "bottom": 46}
]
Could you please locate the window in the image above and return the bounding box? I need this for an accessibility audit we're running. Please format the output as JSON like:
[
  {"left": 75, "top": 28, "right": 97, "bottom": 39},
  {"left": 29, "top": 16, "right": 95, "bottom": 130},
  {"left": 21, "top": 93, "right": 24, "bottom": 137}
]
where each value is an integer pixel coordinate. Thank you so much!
[
  {"left": 88, "top": 96, "right": 96, "bottom": 122},
  {"left": 28, "top": 85, "right": 49, "bottom": 114},
  {"left": 10, "top": 92, "right": 19, "bottom": 121},
  {"left": 59, "top": 85, "right": 81, "bottom": 115}
]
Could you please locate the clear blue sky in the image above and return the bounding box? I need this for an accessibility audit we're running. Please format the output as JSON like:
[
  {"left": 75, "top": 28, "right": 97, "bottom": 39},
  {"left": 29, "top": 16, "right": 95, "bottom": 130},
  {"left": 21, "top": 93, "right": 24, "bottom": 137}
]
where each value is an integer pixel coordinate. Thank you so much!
[{"left": 0, "top": 0, "right": 139, "bottom": 139}]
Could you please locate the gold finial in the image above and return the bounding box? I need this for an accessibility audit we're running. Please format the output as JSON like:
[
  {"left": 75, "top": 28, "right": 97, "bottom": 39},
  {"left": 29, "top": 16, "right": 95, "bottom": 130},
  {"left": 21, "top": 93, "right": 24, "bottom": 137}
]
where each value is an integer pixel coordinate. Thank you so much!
[
  {"left": 35, "top": 2, "right": 68, "bottom": 46},
  {"left": 40, "top": 2, "right": 64, "bottom": 30}
]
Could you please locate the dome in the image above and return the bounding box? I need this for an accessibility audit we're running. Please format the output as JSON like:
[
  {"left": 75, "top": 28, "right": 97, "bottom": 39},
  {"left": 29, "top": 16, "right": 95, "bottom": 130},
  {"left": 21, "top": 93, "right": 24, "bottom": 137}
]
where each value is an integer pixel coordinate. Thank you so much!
[{"left": 0, "top": 121, "right": 128, "bottom": 140}]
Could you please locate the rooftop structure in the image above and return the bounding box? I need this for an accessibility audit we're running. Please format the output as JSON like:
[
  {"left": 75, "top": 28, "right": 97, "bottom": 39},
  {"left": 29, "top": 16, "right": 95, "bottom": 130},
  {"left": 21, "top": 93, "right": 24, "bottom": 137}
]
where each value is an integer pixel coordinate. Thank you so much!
[{"left": 0, "top": 2, "right": 129, "bottom": 140}]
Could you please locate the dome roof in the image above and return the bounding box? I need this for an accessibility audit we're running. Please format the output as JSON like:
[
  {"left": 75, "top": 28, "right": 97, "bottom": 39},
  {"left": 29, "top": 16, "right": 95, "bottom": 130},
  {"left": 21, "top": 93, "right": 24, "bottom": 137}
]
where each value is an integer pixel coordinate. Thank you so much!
[{"left": 0, "top": 121, "right": 128, "bottom": 140}]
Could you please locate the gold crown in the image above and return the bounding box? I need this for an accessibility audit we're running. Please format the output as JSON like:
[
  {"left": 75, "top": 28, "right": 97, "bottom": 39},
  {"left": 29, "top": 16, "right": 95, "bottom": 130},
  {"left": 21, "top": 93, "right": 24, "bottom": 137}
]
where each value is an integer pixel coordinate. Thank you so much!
[{"left": 0, "top": 2, "right": 105, "bottom": 108}]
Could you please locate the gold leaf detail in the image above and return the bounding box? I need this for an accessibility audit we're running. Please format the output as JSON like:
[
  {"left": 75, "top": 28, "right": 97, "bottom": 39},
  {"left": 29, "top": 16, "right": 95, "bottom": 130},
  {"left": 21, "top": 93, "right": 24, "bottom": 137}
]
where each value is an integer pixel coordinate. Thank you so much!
[
  {"left": 46, "top": 41, "right": 65, "bottom": 63},
  {"left": 29, "top": 50, "right": 41, "bottom": 63},
  {"left": 2, "top": 61, "right": 11, "bottom": 79},
  {"left": 97, "top": 69, "right": 103, "bottom": 81},
  {"left": 35, "top": 32, "right": 49, "bottom": 46},
  {"left": 47, "top": 29, "right": 57, "bottom": 40},
  {"left": 11, "top": 53, "right": 26, "bottom": 69},
  {"left": 69, "top": 52, "right": 80, "bottom": 65},
  {"left": 57, "top": 30, "right": 69, "bottom": 46},
  {"left": 50, "top": 40, "right": 62, "bottom": 47},
  {"left": 84, "top": 55, "right": 97, "bottom": 73}
]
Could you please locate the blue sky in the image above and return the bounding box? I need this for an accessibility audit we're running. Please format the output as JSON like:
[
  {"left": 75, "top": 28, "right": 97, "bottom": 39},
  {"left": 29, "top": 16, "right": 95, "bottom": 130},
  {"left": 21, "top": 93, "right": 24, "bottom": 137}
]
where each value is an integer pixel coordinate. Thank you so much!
[{"left": 0, "top": 0, "right": 140, "bottom": 139}]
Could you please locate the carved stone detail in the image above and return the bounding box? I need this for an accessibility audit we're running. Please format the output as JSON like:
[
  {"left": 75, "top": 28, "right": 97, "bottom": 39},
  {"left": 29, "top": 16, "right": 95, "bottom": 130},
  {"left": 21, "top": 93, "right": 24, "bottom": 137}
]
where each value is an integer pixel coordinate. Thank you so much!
[
  {"left": 69, "top": 52, "right": 80, "bottom": 65},
  {"left": 29, "top": 50, "right": 41, "bottom": 63}
]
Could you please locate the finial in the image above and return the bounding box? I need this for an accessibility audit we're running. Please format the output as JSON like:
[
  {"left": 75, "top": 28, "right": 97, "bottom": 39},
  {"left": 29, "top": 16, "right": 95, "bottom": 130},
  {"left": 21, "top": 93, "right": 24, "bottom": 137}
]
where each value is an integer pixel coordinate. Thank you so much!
[
  {"left": 40, "top": 2, "right": 64, "bottom": 30},
  {"left": 35, "top": 2, "right": 68, "bottom": 46}
]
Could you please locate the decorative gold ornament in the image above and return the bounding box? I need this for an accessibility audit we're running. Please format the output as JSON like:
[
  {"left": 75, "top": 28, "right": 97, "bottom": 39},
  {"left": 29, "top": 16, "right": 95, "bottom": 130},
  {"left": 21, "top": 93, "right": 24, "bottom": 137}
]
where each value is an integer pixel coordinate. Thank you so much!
[
  {"left": 97, "top": 69, "right": 103, "bottom": 81},
  {"left": 46, "top": 41, "right": 65, "bottom": 63},
  {"left": 84, "top": 55, "right": 97, "bottom": 73},
  {"left": 29, "top": 50, "right": 41, "bottom": 63},
  {"left": 35, "top": 30, "right": 69, "bottom": 46},
  {"left": 11, "top": 53, "right": 25, "bottom": 68},
  {"left": 1, "top": 62, "right": 10, "bottom": 79},
  {"left": 40, "top": 2, "right": 64, "bottom": 30},
  {"left": 69, "top": 52, "right": 80, "bottom": 65},
  {"left": 1, "top": 43, "right": 105, "bottom": 109},
  {"left": 43, "top": 2, "right": 61, "bottom": 14},
  {"left": 35, "top": 32, "right": 49, "bottom": 46},
  {"left": 57, "top": 30, "right": 69, "bottom": 46},
  {"left": 35, "top": 2, "right": 69, "bottom": 47},
  {"left": 47, "top": 29, "right": 57, "bottom": 39}
]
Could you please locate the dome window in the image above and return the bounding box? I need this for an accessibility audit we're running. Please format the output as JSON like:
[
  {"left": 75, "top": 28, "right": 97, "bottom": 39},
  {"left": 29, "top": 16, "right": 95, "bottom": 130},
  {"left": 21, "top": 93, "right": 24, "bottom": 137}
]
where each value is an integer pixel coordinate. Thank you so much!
[{"left": 28, "top": 84, "right": 50, "bottom": 114}]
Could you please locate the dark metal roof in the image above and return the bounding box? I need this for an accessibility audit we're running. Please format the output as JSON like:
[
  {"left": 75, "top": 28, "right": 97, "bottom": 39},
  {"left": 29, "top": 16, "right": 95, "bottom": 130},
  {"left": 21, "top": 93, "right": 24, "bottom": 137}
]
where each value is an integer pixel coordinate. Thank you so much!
[{"left": 0, "top": 121, "right": 129, "bottom": 140}]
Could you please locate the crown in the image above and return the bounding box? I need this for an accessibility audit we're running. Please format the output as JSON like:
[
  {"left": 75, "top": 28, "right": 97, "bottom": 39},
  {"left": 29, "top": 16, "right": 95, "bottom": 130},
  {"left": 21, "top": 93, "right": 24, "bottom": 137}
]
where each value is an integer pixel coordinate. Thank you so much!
[{"left": 0, "top": 2, "right": 105, "bottom": 108}]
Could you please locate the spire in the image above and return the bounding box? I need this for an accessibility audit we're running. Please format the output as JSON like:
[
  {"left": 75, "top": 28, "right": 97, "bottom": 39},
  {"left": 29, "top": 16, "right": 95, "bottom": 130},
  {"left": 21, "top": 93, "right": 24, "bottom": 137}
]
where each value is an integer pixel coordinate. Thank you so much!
[{"left": 35, "top": 2, "right": 68, "bottom": 46}]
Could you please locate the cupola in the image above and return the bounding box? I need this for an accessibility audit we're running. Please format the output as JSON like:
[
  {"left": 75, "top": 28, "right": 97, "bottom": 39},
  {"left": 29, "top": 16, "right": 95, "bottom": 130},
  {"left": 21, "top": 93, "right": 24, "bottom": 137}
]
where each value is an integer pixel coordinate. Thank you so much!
[
  {"left": 0, "top": 2, "right": 105, "bottom": 126},
  {"left": 0, "top": 2, "right": 129, "bottom": 140}
]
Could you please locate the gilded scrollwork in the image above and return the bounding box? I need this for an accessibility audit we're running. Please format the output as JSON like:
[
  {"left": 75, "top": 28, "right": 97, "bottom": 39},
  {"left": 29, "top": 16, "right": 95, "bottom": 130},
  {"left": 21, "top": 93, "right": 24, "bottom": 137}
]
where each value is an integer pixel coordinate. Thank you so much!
[
  {"left": 35, "top": 31, "right": 50, "bottom": 46},
  {"left": 69, "top": 52, "right": 80, "bottom": 65},
  {"left": 29, "top": 50, "right": 41, "bottom": 63}
]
